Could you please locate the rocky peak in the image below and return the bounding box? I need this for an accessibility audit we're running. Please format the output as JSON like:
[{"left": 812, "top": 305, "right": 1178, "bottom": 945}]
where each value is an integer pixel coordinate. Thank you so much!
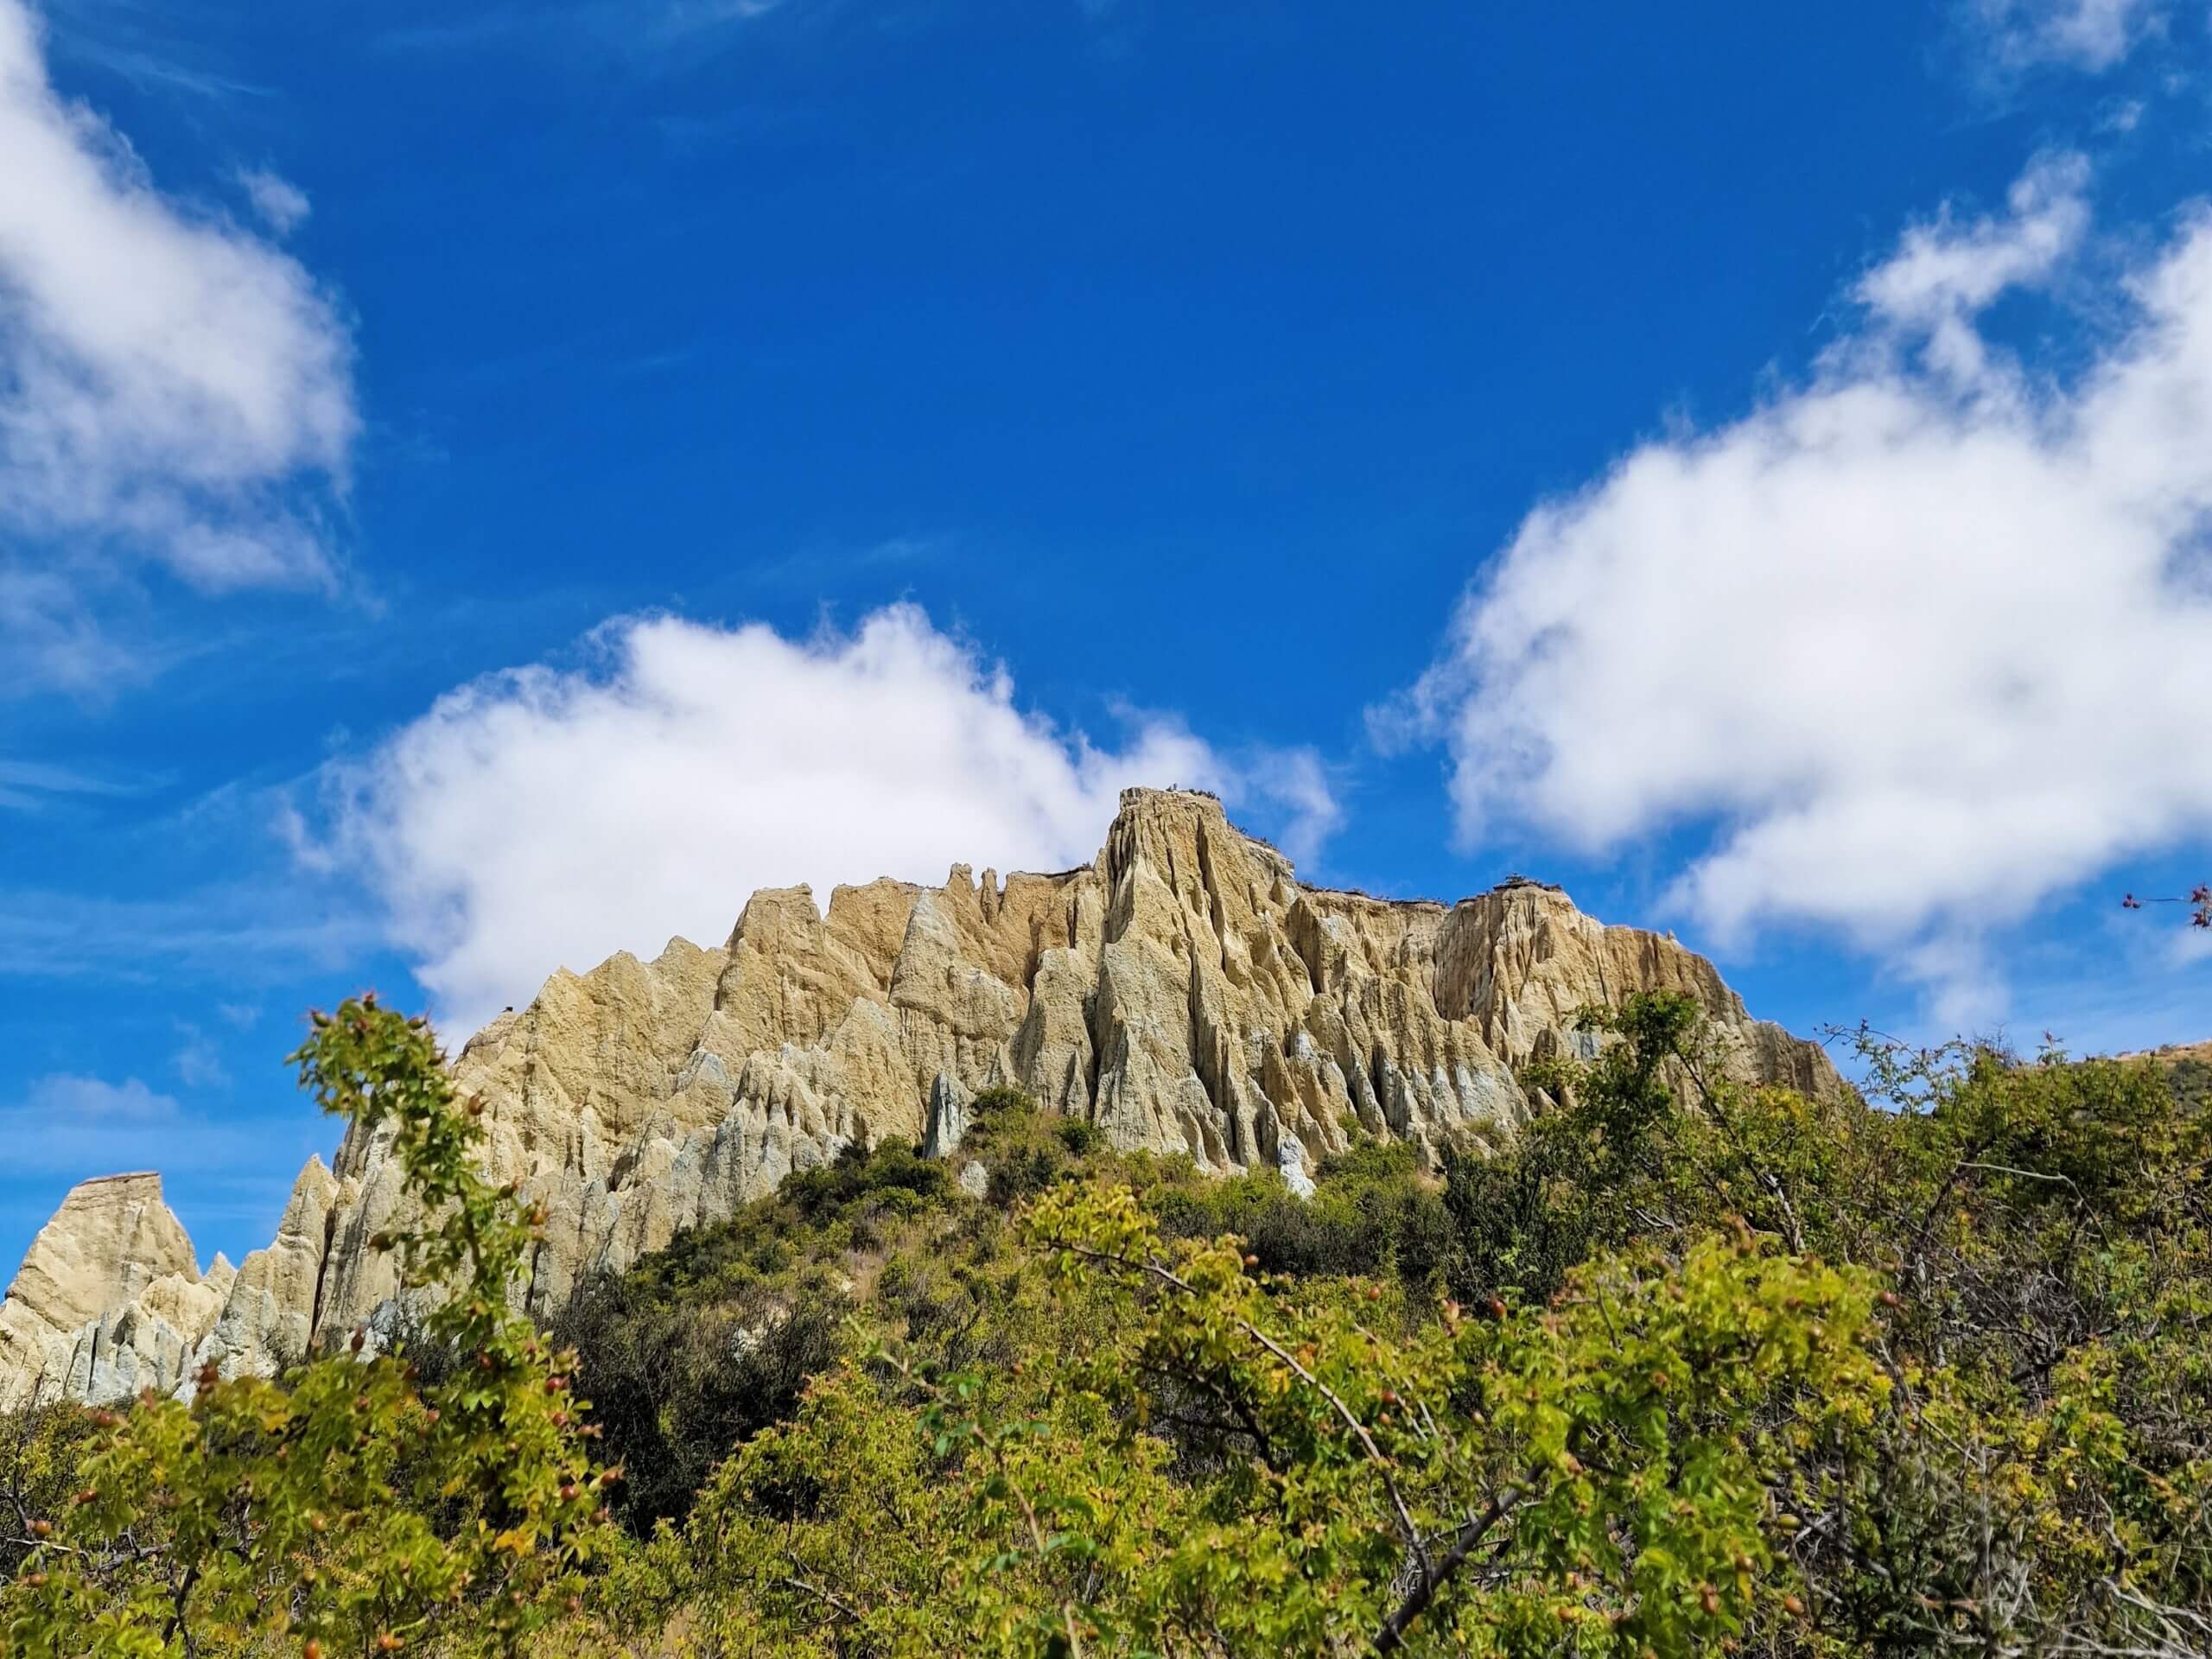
[
  {"left": 2, "top": 788, "right": 1837, "bottom": 1407},
  {"left": 0, "top": 1173, "right": 214, "bottom": 1408},
  {"left": 4, "top": 1173, "right": 196, "bottom": 1329}
]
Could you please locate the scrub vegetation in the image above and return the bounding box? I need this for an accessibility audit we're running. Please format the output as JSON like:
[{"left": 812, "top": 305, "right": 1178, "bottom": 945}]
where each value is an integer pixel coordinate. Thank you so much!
[{"left": 5, "top": 994, "right": 2208, "bottom": 1656}]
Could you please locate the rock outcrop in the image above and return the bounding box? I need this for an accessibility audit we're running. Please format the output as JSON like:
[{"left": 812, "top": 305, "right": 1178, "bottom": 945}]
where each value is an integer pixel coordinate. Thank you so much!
[
  {"left": 0, "top": 789, "right": 1835, "bottom": 1408},
  {"left": 0, "top": 1173, "right": 236, "bottom": 1407}
]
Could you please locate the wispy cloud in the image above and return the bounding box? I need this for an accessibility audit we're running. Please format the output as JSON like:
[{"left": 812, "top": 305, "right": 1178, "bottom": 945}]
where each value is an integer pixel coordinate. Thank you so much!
[
  {"left": 654, "top": 0, "right": 788, "bottom": 37},
  {"left": 0, "top": 759, "right": 162, "bottom": 812},
  {"left": 373, "top": 0, "right": 799, "bottom": 67},
  {"left": 1966, "top": 0, "right": 2167, "bottom": 74},
  {"left": 35, "top": 0, "right": 274, "bottom": 103},
  {"left": 171, "top": 1021, "right": 232, "bottom": 1089},
  {"left": 740, "top": 531, "right": 950, "bottom": 590},
  {"left": 0, "top": 880, "right": 378, "bottom": 983},
  {"left": 55, "top": 41, "right": 269, "bottom": 99}
]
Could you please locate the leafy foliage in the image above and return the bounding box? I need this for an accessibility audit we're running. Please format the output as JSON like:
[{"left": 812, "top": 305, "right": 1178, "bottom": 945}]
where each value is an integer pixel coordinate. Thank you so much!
[
  {"left": 1, "top": 996, "right": 614, "bottom": 1657},
  {"left": 1441, "top": 994, "right": 1707, "bottom": 1306},
  {"left": 7, "top": 991, "right": 2210, "bottom": 1656},
  {"left": 1152, "top": 1141, "right": 1452, "bottom": 1294},
  {"left": 547, "top": 1135, "right": 963, "bottom": 1533},
  {"left": 632, "top": 1185, "right": 1882, "bottom": 1657}
]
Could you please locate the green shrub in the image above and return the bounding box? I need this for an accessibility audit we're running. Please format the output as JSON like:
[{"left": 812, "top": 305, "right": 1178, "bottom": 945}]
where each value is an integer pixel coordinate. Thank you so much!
[
  {"left": 553, "top": 1272, "right": 844, "bottom": 1534},
  {"left": 20, "top": 993, "right": 2209, "bottom": 1656},
  {"left": 1151, "top": 1138, "right": 1448, "bottom": 1296},
  {"left": 0, "top": 996, "right": 613, "bottom": 1658}
]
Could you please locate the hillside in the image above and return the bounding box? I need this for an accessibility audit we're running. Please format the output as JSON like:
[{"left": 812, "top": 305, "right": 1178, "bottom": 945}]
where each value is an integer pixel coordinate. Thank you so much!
[
  {"left": 0, "top": 788, "right": 1833, "bottom": 1410},
  {"left": 11, "top": 990, "right": 2202, "bottom": 1656}
]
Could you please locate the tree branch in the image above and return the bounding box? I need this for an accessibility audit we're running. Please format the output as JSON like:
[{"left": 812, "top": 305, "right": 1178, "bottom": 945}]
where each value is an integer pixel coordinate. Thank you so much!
[
  {"left": 1058, "top": 1241, "right": 1435, "bottom": 1590},
  {"left": 1372, "top": 1488, "right": 1519, "bottom": 1654}
]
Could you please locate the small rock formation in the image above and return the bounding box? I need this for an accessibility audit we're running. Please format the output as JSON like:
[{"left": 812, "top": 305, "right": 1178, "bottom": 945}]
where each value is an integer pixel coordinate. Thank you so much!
[
  {"left": 922, "top": 1073, "right": 974, "bottom": 1160},
  {"left": 0, "top": 789, "right": 1835, "bottom": 1408},
  {"left": 0, "top": 1174, "right": 234, "bottom": 1406}
]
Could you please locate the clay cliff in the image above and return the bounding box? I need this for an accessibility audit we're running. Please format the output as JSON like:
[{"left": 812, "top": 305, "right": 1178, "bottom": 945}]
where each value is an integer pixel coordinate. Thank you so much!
[
  {"left": 0, "top": 1173, "right": 236, "bottom": 1407},
  {"left": 0, "top": 789, "right": 1835, "bottom": 1408}
]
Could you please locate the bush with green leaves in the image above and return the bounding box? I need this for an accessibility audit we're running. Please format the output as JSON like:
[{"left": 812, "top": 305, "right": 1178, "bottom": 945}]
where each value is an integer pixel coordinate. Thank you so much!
[
  {"left": 642, "top": 1181, "right": 1886, "bottom": 1657},
  {"left": 0, "top": 1398, "right": 98, "bottom": 1585},
  {"left": 10, "top": 987, "right": 2209, "bottom": 1656},
  {"left": 1436, "top": 996, "right": 2212, "bottom": 1653},
  {"left": 617, "top": 997, "right": 2211, "bottom": 1656},
  {"left": 550, "top": 1094, "right": 1492, "bottom": 1544},
  {"left": 0, "top": 996, "right": 615, "bottom": 1658},
  {"left": 1152, "top": 1141, "right": 1452, "bottom": 1294}
]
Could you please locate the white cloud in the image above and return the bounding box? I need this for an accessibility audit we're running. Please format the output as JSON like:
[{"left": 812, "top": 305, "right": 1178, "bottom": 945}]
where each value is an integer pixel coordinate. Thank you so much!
[
  {"left": 237, "top": 166, "right": 309, "bottom": 235},
  {"left": 2101, "top": 96, "right": 2147, "bottom": 132},
  {"left": 1385, "top": 154, "right": 2212, "bottom": 1019},
  {"left": 316, "top": 604, "right": 1340, "bottom": 1033},
  {"left": 1971, "top": 0, "right": 2165, "bottom": 72},
  {"left": 0, "top": 0, "right": 357, "bottom": 687}
]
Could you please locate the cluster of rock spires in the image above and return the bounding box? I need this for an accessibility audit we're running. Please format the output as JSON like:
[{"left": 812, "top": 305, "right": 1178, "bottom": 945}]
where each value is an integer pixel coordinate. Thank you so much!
[{"left": 0, "top": 789, "right": 1835, "bottom": 1409}]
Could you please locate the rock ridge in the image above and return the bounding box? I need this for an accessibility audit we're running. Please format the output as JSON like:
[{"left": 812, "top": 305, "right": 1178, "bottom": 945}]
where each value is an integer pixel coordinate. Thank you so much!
[{"left": 0, "top": 788, "right": 1837, "bottom": 1407}]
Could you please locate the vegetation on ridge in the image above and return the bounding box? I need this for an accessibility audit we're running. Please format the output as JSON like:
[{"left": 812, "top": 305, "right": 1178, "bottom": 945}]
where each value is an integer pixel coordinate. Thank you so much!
[{"left": 3, "top": 992, "right": 2208, "bottom": 1656}]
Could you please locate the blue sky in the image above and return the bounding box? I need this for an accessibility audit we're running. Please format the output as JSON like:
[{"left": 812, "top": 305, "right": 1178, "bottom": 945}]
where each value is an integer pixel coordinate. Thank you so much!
[{"left": 3, "top": 0, "right": 2210, "bottom": 1275}]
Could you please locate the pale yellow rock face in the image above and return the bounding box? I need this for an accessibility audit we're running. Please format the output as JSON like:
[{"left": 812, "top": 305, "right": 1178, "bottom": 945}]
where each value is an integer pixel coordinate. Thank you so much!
[
  {"left": 0, "top": 789, "right": 1837, "bottom": 1404},
  {"left": 0, "top": 1173, "right": 204, "bottom": 1409}
]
